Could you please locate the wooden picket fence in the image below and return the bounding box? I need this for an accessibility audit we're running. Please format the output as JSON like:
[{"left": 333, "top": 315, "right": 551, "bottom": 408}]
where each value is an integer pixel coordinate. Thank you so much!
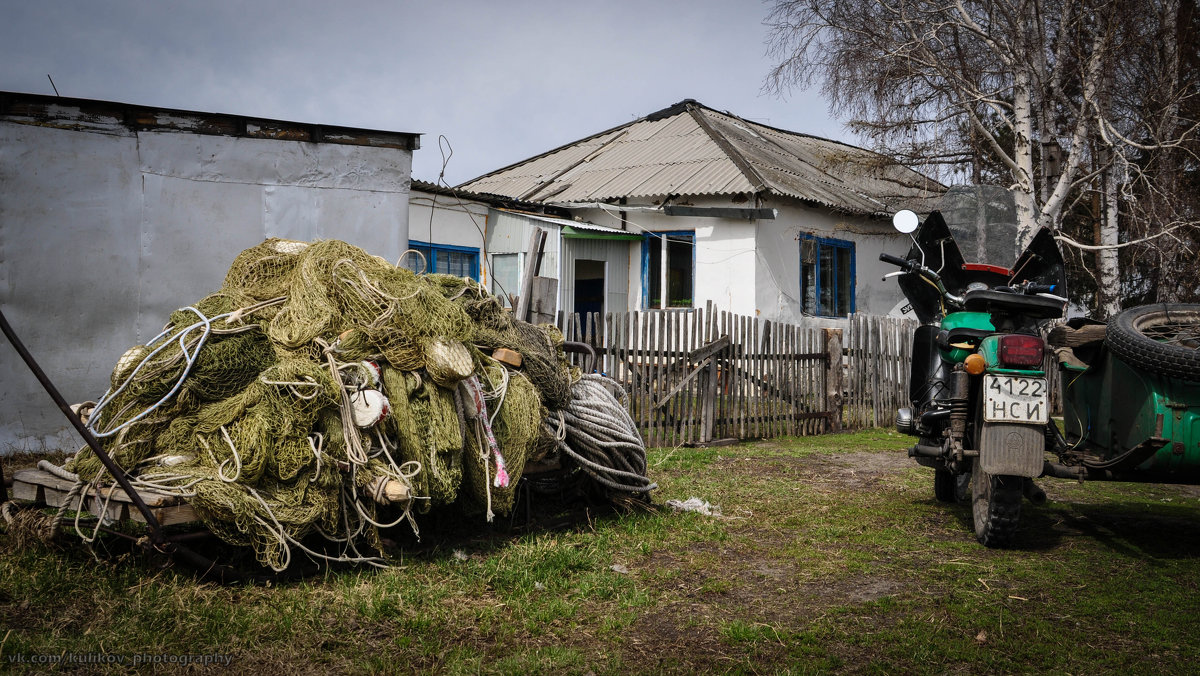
[
  {"left": 556, "top": 306, "right": 1063, "bottom": 442},
  {"left": 844, "top": 313, "right": 918, "bottom": 429},
  {"left": 560, "top": 303, "right": 840, "bottom": 447}
]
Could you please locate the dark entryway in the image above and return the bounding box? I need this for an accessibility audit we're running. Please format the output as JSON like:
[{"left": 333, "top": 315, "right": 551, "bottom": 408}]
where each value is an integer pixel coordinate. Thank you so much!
[{"left": 574, "top": 259, "right": 605, "bottom": 317}]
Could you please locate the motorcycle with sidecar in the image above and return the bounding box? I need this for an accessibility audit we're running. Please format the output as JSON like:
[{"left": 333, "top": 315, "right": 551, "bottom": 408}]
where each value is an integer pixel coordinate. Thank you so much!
[{"left": 882, "top": 190, "right": 1200, "bottom": 547}]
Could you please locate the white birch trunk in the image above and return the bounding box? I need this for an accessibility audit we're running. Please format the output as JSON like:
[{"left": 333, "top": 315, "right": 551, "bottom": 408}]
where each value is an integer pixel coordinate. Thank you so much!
[
  {"left": 1099, "top": 164, "right": 1121, "bottom": 318},
  {"left": 1011, "top": 69, "right": 1040, "bottom": 249}
]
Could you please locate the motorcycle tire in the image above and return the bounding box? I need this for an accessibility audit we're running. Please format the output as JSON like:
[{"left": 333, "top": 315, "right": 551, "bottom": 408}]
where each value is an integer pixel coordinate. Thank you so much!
[
  {"left": 971, "top": 461, "right": 1022, "bottom": 547},
  {"left": 933, "top": 468, "right": 956, "bottom": 503},
  {"left": 1107, "top": 303, "right": 1200, "bottom": 381}
]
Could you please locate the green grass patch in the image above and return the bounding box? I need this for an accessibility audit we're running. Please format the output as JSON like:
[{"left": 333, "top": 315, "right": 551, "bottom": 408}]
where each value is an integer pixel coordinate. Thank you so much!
[{"left": 5, "top": 429, "right": 1200, "bottom": 673}]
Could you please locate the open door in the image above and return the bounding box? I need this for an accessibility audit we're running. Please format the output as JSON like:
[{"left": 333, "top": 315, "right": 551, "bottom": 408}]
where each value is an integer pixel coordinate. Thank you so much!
[{"left": 574, "top": 259, "right": 606, "bottom": 317}]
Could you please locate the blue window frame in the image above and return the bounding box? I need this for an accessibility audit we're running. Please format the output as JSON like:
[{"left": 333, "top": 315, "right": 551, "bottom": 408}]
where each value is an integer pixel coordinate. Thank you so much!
[
  {"left": 640, "top": 231, "right": 695, "bottom": 308},
  {"left": 799, "top": 234, "right": 855, "bottom": 317},
  {"left": 403, "top": 240, "right": 480, "bottom": 280}
]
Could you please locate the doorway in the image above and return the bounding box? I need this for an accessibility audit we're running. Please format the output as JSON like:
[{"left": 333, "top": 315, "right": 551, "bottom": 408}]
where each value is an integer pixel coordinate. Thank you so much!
[{"left": 574, "top": 259, "right": 606, "bottom": 318}]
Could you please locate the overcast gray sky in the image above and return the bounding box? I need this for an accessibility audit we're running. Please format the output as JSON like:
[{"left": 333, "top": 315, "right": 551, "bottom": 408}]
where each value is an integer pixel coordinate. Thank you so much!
[{"left": 1, "top": 0, "right": 844, "bottom": 186}]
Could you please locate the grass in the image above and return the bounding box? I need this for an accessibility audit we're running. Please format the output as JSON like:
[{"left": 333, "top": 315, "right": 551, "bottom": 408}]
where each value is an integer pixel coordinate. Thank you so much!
[{"left": 4, "top": 428, "right": 1200, "bottom": 673}]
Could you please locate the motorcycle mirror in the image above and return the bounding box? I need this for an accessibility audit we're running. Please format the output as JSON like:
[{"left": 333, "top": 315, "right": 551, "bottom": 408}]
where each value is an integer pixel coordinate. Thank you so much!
[{"left": 892, "top": 209, "right": 919, "bottom": 234}]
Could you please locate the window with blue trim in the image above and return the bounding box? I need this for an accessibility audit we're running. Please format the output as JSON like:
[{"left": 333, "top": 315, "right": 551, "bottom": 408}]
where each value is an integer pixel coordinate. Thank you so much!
[
  {"left": 402, "top": 240, "right": 479, "bottom": 280},
  {"left": 799, "top": 234, "right": 855, "bottom": 317},
  {"left": 642, "top": 231, "right": 694, "bottom": 308}
]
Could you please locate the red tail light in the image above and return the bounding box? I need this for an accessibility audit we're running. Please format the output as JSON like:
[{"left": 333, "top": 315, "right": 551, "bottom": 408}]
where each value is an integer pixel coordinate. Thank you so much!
[{"left": 999, "top": 335, "right": 1045, "bottom": 367}]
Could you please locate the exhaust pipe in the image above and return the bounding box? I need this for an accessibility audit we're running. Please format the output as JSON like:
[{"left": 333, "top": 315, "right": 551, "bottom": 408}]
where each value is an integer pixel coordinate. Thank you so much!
[{"left": 1040, "top": 461, "right": 1087, "bottom": 480}]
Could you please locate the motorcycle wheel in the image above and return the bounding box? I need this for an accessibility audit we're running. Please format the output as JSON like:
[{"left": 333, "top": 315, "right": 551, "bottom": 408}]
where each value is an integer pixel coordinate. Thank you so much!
[
  {"left": 1107, "top": 303, "right": 1200, "bottom": 381},
  {"left": 971, "top": 461, "right": 1022, "bottom": 547},
  {"left": 933, "top": 468, "right": 956, "bottom": 503}
]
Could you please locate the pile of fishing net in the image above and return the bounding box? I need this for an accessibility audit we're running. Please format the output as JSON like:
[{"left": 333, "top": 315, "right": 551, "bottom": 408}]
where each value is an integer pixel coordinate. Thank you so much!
[{"left": 60, "top": 238, "right": 654, "bottom": 571}]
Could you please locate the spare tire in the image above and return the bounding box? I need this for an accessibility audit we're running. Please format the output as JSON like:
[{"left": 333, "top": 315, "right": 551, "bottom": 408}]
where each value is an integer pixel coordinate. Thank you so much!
[{"left": 1106, "top": 304, "right": 1200, "bottom": 381}]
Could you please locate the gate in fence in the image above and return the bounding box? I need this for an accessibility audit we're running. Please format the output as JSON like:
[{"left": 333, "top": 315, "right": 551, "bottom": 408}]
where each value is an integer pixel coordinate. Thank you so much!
[{"left": 560, "top": 303, "right": 842, "bottom": 447}]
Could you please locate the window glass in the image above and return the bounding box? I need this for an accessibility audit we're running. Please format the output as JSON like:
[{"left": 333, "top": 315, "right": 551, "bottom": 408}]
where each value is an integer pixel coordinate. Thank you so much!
[
  {"left": 798, "top": 235, "right": 855, "bottom": 317},
  {"left": 491, "top": 253, "right": 519, "bottom": 307},
  {"left": 401, "top": 245, "right": 434, "bottom": 275},
  {"left": 644, "top": 232, "right": 694, "bottom": 308},
  {"left": 401, "top": 241, "right": 479, "bottom": 281}
]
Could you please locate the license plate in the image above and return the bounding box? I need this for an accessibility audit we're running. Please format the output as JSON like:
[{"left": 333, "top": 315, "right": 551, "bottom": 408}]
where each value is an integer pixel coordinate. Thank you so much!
[{"left": 984, "top": 375, "right": 1049, "bottom": 424}]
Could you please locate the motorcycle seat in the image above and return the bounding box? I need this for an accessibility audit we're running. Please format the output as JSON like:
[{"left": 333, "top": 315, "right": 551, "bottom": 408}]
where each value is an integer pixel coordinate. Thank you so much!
[{"left": 963, "top": 289, "right": 1064, "bottom": 319}]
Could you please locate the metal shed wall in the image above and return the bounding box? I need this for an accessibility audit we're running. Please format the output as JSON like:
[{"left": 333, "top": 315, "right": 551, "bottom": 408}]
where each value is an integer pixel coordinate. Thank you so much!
[
  {"left": 0, "top": 121, "right": 413, "bottom": 454},
  {"left": 559, "top": 237, "right": 631, "bottom": 318}
]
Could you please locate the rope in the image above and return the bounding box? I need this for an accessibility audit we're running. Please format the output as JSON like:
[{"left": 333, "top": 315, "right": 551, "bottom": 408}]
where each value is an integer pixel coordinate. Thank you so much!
[{"left": 546, "top": 375, "right": 657, "bottom": 494}]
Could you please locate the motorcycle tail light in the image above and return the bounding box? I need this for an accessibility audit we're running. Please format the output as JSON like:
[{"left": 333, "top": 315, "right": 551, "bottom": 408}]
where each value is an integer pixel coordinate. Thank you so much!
[{"left": 999, "top": 335, "right": 1044, "bottom": 367}]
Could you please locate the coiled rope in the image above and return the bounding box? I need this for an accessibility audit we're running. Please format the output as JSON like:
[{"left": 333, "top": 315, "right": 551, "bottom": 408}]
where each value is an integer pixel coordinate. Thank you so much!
[{"left": 544, "top": 374, "right": 656, "bottom": 494}]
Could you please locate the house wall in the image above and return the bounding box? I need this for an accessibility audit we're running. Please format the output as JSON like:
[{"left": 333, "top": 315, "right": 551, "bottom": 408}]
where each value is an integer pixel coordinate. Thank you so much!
[
  {"left": 755, "top": 200, "right": 911, "bottom": 327},
  {"left": 568, "top": 198, "right": 757, "bottom": 315},
  {"left": 0, "top": 120, "right": 413, "bottom": 454},
  {"left": 566, "top": 198, "right": 911, "bottom": 325},
  {"left": 407, "top": 189, "right": 489, "bottom": 272}
]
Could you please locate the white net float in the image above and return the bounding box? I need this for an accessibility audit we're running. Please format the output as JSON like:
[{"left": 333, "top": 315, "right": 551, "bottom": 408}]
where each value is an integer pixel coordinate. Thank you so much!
[{"left": 350, "top": 388, "right": 390, "bottom": 428}]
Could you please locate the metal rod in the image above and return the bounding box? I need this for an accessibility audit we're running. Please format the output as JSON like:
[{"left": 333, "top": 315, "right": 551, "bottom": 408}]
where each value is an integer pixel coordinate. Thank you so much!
[{"left": 0, "top": 307, "right": 165, "bottom": 540}]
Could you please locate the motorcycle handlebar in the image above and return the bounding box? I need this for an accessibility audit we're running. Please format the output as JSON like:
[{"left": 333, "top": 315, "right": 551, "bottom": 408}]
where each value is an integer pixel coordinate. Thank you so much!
[{"left": 879, "top": 253, "right": 914, "bottom": 270}]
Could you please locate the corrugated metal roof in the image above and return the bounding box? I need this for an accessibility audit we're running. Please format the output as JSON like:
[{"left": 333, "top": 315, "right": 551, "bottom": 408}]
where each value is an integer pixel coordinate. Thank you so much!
[{"left": 461, "top": 100, "right": 943, "bottom": 216}]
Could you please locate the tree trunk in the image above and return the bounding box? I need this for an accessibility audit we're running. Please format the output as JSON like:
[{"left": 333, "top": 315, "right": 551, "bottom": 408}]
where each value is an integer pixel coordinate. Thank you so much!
[{"left": 1099, "top": 163, "right": 1121, "bottom": 318}]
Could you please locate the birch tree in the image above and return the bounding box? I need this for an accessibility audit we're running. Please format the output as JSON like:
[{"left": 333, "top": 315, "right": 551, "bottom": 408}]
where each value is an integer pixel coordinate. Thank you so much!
[{"left": 765, "top": 0, "right": 1198, "bottom": 316}]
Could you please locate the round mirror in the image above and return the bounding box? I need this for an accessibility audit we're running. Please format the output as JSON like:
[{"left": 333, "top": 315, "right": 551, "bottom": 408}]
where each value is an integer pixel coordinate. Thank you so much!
[{"left": 892, "top": 209, "right": 919, "bottom": 234}]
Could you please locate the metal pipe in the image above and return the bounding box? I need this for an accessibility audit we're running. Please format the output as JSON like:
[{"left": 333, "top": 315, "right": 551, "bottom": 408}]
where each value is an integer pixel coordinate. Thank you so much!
[
  {"left": 1041, "top": 461, "right": 1087, "bottom": 480},
  {"left": 0, "top": 307, "right": 165, "bottom": 540},
  {"left": 909, "top": 442, "right": 947, "bottom": 458}
]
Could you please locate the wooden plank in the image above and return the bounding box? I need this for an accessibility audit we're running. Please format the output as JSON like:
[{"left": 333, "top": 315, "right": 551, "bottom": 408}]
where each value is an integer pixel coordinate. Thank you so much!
[
  {"left": 515, "top": 228, "right": 547, "bottom": 321},
  {"left": 636, "top": 311, "right": 647, "bottom": 441},
  {"left": 657, "top": 311, "right": 668, "bottom": 447},
  {"left": 686, "top": 309, "right": 698, "bottom": 445},
  {"left": 737, "top": 314, "right": 747, "bottom": 439},
  {"left": 12, "top": 469, "right": 199, "bottom": 526}
]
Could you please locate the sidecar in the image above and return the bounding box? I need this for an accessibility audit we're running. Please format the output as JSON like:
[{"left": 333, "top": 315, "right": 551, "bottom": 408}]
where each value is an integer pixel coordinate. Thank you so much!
[{"left": 1049, "top": 305, "right": 1200, "bottom": 481}]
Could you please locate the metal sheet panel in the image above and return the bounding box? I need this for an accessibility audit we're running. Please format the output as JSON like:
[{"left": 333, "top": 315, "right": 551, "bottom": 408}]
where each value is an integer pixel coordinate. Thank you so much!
[{"left": 0, "top": 119, "right": 412, "bottom": 454}]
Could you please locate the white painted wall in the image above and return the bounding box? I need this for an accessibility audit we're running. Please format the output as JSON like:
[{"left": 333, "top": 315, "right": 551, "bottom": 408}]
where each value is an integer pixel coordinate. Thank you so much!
[
  {"left": 755, "top": 199, "right": 911, "bottom": 327},
  {"left": 407, "top": 189, "right": 489, "bottom": 267},
  {"left": 564, "top": 196, "right": 910, "bottom": 325},
  {"left": 0, "top": 120, "right": 413, "bottom": 454}
]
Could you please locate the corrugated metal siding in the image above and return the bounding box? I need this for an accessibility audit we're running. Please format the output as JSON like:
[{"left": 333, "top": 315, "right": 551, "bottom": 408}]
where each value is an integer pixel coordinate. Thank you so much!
[{"left": 560, "top": 237, "right": 631, "bottom": 316}]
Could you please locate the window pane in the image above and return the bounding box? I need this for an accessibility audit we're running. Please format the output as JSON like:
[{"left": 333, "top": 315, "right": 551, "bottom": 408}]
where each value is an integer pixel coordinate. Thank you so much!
[
  {"left": 441, "top": 250, "right": 473, "bottom": 277},
  {"left": 836, "top": 246, "right": 853, "bottom": 316},
  {"left": 491, "top": 253, "right": 519, "bottom": 307},
  {"left": 819, "top": 246, "right": 835, "bottom": 315},
  {"left": 667, "top": 236, "right": 693, "bottom": 307},
  {"left": 401, "top": 245, "right": 433, "bottom": 274},
  {"left": 646, "top": 237, "right": 662, "bottom": 308}
]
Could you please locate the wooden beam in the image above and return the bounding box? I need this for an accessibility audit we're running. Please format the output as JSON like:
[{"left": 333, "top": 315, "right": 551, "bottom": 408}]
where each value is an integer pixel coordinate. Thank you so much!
[{"left": 662, "top": 206, "right": 777, "bottom": 220}]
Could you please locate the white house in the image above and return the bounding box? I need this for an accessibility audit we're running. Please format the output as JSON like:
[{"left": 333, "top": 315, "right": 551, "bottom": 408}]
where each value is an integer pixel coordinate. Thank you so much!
[
  {"left": 461, "top": 100, "right": 944, "bottom": 326},
  {"left": 0, "top": 92, "right": 420, "bottom": 453}
]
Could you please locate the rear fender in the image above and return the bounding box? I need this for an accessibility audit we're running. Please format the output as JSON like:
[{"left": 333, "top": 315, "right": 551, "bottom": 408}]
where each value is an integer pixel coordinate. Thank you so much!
[{"left": 978, "top": 421, "right": 1045, "bottom": 477}]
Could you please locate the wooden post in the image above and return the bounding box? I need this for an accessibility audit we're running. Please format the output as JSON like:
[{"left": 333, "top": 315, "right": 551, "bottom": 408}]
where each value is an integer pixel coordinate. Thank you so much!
[
  {"left": 823, "top": 328, "right": 844, "bottom": 433},
  {"left": 515, "top": 227, "right": 547, "bottom": 322}
]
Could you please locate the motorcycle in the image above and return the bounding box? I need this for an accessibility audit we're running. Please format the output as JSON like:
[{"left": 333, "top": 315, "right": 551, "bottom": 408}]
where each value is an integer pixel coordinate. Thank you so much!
[{"left": 880, "top": 194, "right": 1067, "bottom": 546}]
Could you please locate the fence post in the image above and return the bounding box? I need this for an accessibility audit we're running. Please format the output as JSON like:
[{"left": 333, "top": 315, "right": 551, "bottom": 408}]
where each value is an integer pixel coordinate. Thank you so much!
[{"left": 822, "top": 328, "right": 843, "bottom": 432}]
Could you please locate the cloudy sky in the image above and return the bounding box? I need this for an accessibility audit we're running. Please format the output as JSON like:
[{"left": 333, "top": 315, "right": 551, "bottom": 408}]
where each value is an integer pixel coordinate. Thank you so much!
[{"left": 1, "top": 0, "right": 845, "bottom": 186}]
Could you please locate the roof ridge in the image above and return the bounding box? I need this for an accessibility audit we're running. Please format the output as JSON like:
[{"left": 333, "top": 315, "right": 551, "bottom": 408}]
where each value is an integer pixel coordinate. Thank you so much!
[{"left": 685, "top": 102, "right": 768, "bottom": 195}]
